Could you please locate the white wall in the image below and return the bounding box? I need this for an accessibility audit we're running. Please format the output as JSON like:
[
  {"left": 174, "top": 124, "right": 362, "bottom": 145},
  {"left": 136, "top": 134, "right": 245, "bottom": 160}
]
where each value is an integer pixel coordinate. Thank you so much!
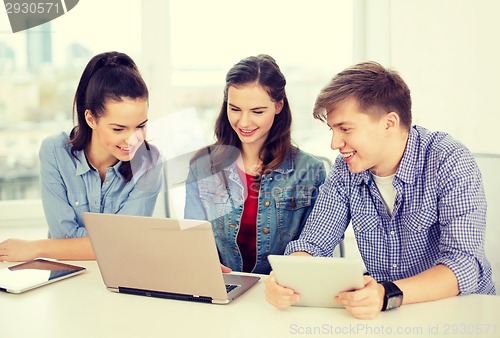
[
  {"left": 362, "top": 0, "right": 500, "bottom": 155},
  {"left": 355, "top": 0, "right": 500, "bottom": 288},
  {"left": 395, "top": 1, "right": 500, "bottom": 154}
]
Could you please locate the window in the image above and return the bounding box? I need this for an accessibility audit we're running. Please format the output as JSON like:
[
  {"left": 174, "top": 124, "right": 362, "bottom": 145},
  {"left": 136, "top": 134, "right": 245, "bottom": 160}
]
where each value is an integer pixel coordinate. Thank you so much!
[
  {"left": 0, "top": 0, "right": 142, "bottom": 203},
  {"left": 146, "top": 0, "right": 353, "bottom": 166},
  {"left": 0, "top": 0, "right": 353, "bottom": 206}
]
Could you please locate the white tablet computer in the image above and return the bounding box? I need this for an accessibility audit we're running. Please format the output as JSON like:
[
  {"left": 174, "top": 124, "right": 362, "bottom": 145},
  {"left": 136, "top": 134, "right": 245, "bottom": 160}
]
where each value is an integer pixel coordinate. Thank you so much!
[
  {"left": 0, "top": 259, "right": 86, "bottom": 294},
  {"left": 268, "top": 255, "right": 365, "bottom": 308}
]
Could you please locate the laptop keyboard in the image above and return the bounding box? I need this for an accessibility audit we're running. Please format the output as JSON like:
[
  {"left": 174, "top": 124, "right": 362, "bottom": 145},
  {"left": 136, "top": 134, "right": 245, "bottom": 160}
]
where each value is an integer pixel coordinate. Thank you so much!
[{"left": 225, "top": 284, "right": 238, "bottom": 293}]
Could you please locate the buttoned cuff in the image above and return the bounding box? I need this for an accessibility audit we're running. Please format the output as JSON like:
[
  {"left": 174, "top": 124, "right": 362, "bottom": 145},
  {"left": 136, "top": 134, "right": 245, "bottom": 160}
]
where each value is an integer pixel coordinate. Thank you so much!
[
  {"left": 284, "top": 240, "right": 328, "bottom": 257},
  {"left": 436, "top": 255, "right": 479, "bottom": 295}
]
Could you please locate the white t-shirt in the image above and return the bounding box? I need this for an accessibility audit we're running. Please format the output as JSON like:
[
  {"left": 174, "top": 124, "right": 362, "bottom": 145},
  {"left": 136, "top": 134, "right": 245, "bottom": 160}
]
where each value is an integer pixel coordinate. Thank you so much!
[{"left": 371, "top": 173, "right": 396, "bottom": 216}]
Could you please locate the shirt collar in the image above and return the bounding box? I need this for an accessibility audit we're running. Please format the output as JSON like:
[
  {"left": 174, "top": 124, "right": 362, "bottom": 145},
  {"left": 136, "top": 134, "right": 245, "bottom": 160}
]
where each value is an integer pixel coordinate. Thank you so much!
[
  {"left": 74, "top": 148, "right": 124, "bottom": 179},
  {"left": 75, "top": 149, "right": 92, "bottom": 176},
  {"left": 272, "top": 151, "right": 295, "bottom": 175},
  {"left": 353, "top": 126, "right": 418, "bottom": 186},
  {"left": 394, "top": 126, "right": 419, "bottom": 185},
  {"left": 111, "top": 161, "right": 125, "bottom": 180}
]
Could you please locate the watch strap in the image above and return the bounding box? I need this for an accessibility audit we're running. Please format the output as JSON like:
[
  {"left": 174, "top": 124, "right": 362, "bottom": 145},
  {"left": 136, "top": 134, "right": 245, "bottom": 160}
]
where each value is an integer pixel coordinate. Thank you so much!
[{"left": 379, "top": 280, "right": 403, "bottom": 311}]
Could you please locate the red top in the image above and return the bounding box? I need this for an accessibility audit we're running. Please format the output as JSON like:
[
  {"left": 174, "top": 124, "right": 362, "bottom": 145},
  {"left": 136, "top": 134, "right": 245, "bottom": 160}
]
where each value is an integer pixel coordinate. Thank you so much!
[{"left": 236, "top": 169, "right": 259, "bottom": 272}]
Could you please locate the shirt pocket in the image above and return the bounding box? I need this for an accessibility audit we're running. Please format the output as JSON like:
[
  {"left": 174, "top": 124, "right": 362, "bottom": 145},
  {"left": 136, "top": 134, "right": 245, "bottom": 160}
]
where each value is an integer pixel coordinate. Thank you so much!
[
  {"left": 198, "top": 181, "right": 231, "bottom": 224},
  {"left": 351, "top": 212, "right": 380, "bottom": 234},
  {"left": 66, "top": 190, "right": 90, "bottom": 227},
  {"left": 399, "top": 208, "right": 439, "bottom": 253},
  {"left": 66, "top": 190, "right": 89, "bottom": 211},
  {"left": 399, "top": 208, "right": 440, "bottom": 269},
  {"left": 275, "top": 185, "right": 313, "bottom": 211},
  {"left": 102, "top": 196, "right": 120, "bottom": 213},
  {"left": 350, "top": 211, "right": 384, "bottom": 270},
  {"left": 198, "top": 178, "right": 229, "bottom": 204},
  {"left": 400, "top": 208, "right": 438, "bottom": 234},
  {"left": 274, "top": 186, "right": 314, "bottom": 243}
]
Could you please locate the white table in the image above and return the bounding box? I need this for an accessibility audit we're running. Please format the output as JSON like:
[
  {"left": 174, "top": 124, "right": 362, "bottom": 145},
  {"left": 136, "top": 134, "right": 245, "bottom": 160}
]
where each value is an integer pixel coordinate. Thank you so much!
[{"left": 0, "top": 260, "right": 499, "bottom": 338}]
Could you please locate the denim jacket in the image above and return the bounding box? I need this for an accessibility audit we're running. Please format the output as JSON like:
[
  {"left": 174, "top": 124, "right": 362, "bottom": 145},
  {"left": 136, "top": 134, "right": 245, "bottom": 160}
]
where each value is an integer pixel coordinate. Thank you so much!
[{"left": 184, "top": 148, "right": 326, "bottom": 274}]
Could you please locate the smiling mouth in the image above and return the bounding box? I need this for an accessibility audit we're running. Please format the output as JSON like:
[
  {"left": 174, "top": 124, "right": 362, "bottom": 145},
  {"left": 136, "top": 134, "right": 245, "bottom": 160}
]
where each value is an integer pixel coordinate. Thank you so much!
[
  {"left": 118, "top": 145, "right": 134, "bottom": 152},
  {"left": 239, "top": 128, "right": 258, "bottom": 136},
  {"left": 342, "top": 151, "right": 356, "bottom": 161}
]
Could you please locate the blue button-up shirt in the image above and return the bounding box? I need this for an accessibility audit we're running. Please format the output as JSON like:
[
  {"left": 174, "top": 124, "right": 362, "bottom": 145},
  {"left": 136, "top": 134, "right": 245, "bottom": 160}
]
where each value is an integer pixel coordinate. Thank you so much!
[
  {"left": 286, "top": 125, "right": 495, "bottom": 295},
  {"left": 39, "top": 132, "right": 163, "bottom": 239},
  {"left": 185, "top": 148, "right": 326, "bottom": 274}
]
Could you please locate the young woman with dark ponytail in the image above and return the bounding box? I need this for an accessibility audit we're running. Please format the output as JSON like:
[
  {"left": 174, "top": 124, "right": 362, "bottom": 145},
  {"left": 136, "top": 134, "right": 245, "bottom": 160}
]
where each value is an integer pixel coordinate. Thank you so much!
[{"left": 0, "top": 51, "right": 162, "bottom": 261}]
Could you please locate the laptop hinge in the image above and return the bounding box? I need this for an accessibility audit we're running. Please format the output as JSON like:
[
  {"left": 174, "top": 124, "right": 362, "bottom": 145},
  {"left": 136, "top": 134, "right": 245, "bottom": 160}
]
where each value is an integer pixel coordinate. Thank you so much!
[{"left": 118, "top": 287, "right": 213, "bottom": 304}]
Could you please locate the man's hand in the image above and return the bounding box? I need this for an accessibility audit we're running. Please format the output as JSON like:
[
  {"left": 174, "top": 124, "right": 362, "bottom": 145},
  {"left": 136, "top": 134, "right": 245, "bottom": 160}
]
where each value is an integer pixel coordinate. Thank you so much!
[
  {"left": 334, "top": 275, "right": 385, "bottom": 319},
  {"left": 264, "top": 271, "right": 301, "bottom": 308}
]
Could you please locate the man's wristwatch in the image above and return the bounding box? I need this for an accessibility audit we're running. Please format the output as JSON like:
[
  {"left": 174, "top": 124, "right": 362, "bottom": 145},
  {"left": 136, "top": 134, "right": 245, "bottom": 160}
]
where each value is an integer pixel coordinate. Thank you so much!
[{"left": 379, "top": 281, "right": 403, "bottom": 311}]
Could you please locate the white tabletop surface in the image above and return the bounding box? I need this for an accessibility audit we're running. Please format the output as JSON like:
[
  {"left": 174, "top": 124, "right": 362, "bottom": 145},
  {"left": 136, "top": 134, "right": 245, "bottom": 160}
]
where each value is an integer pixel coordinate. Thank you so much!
[{"left": 0, "top": 260, "right": 499, "bottom": 338}]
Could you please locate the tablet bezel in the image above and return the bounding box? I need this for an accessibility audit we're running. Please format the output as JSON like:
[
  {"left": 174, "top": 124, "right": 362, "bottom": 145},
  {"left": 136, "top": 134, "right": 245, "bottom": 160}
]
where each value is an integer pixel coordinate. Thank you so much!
[
  {"left": 268, "top": 255, "right": 365, "bottom": 308},
  {"left": 0, "top": 258, "right": 86, "bottom": 294}
]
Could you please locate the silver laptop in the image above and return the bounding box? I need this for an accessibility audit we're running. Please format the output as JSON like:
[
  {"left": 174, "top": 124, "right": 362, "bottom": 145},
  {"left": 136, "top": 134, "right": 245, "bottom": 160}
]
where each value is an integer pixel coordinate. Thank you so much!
[
  {"left": 82, "top": 212, "right": 260, "bottom": 304},
  {"left": 268, "top": 254, "right": 365, "bottom": 308}
]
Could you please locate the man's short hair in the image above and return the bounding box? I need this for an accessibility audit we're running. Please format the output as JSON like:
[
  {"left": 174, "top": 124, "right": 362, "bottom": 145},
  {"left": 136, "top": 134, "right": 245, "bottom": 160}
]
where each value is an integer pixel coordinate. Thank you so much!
[{"left": 313, "top": 61, "right": 412, "bottom": 129}]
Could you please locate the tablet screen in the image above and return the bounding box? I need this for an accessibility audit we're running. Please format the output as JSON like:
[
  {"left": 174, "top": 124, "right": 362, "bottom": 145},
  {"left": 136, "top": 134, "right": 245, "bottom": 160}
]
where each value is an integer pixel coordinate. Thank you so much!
[{"left": 0, "top": 258, "right": 86, "bottom": 293}]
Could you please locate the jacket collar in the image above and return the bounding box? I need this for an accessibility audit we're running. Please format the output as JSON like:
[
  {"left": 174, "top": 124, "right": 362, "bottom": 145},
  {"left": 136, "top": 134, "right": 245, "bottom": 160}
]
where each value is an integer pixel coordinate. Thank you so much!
[{"left": 225, "top": 150, "right": 295, "bottom": 178}]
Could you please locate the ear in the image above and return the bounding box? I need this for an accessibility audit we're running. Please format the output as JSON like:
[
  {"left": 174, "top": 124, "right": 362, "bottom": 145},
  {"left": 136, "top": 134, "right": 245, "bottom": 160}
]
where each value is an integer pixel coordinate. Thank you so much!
[
  {"left": 85, "top": 110, "right": 97, "bottom": 129},
  {"left": 385, "top": 112, "right": 400, "bottom": 130},
  {"left": 275, "top": 100, "right": 284, "bottom": 115}
]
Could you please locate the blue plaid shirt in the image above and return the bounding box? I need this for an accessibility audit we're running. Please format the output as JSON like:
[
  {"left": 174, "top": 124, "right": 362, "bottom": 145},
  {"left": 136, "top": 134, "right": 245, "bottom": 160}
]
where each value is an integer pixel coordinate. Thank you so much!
[{"left": 286, "top": 125, "right": 495, "bottom": 295}]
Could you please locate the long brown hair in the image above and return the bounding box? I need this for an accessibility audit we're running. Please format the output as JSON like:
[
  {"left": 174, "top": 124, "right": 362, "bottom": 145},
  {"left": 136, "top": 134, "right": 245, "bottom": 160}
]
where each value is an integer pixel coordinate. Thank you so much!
[{"left": 195, "top": 54, "right": 295, "bottom": 173}]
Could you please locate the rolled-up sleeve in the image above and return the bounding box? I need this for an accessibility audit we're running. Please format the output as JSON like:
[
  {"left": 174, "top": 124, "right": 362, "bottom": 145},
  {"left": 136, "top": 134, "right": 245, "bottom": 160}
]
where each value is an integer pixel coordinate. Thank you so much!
[
  {"left": 285, "top": 161, "right": 350, "bottom": 257},
  {"left": 39, "top": 136, "right": 88, "bottom": 239},
  {"left": 435, "top": 149, "right": 491, "bottom": 295}
]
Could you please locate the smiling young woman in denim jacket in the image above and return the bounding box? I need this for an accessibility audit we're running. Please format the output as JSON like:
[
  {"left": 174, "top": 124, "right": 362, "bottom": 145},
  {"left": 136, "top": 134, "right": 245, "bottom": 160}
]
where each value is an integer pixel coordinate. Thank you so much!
[{"left": 184, "top": 55, "right": 326, "bottom": 274}]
